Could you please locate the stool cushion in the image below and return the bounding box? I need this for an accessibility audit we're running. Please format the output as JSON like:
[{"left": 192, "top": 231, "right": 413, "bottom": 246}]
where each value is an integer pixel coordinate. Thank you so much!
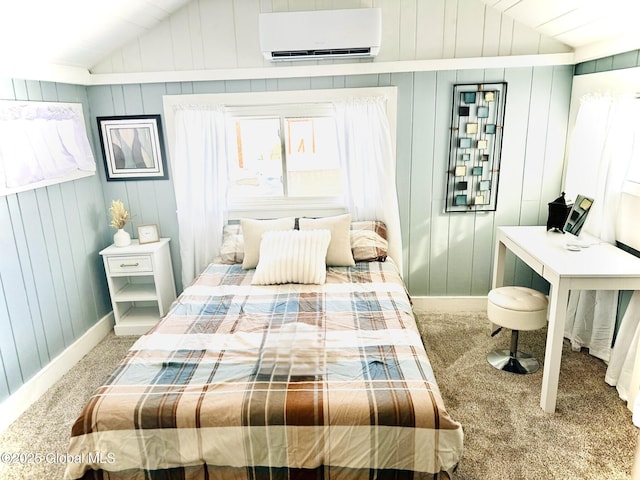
[
  {"left": 488, "top": 286, "right": 548, "bottom": 312},
  {"left": 488, "top": 286, "right": 548, "bottom": 331}
]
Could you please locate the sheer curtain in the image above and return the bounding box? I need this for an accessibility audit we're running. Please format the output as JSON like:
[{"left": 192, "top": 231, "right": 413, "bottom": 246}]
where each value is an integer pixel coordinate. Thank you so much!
[
  {"left": 172, "top": 106, "right": 229, "bottom": 288},
  {"left": 0, "top": 103, "right": 95, "bottom": 188},
  {"left": 563, "top": 95, "right": 639, "bottom": 364},
  {"left": 607, "top": 291, "right": 640, "bottom": 404},
  {"left": 333, "top": 96, "right": 403, "bottom": 270}
]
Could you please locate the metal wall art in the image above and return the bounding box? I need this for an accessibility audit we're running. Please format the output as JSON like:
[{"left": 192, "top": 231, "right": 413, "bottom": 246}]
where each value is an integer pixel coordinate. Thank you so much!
[{"left": 445, "top": 82, "right": 507, "bottom": 212}]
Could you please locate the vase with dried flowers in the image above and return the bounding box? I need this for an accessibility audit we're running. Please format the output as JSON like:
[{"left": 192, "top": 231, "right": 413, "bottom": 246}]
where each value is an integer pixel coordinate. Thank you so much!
[{"left": 109, "top": 200, "right": 131, "bottom": 247}]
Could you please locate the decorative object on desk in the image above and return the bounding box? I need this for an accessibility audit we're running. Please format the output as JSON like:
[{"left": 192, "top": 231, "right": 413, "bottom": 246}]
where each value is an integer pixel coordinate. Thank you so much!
[
  {"left": 137, "top": 224, "right": 160, "bottom": 244},
  {"left": 563, "top": 194, "right": 594, "bottom": 237},
  {"left": 109, "top": 199, "right": 131, "bottom": 247},
  {"left": 446, "top": 82, "right": 507, "bottom": 212},
  {"left": 546, "top": 192, "right": 573, "bottom": 232},
  {"left": 97, "top": 114, "right": 168, "bottom": 181}
]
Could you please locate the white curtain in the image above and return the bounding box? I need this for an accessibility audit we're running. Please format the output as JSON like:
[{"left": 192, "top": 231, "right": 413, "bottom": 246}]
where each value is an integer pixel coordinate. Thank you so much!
[
  {"left": 563, "top": 95, "right": 639, "bottom": 364},
  {"left": 333, "top": 96, "right": 403, "bottom": 270},
  {"left": 606, "top": 292, "right": 640, "bottom": 404},
  {"left": 173, "top": 106, "right": 229, "bottom": 288},
  {"left": 0, "top": 103, "right": 95, "bottom": 188}
]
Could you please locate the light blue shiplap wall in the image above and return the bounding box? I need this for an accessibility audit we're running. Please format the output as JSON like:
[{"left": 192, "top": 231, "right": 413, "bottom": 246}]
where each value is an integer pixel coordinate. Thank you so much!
[
  {"left": 0, "top": 64, "right": 572, "bottom": 403},
  {"left": 86, "top": 83, "right": 181, "bottom": 294},
  {"left": 0, "top": 78, "right": 112, "bottom": 403},
  {"left": 90, "top": 64, "right": 574, "bottom": 296}
]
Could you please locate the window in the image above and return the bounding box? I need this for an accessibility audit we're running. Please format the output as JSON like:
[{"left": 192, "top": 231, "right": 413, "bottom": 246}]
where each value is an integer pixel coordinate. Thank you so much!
[
  {"left": 227, "top": 105, "right": 342, "bottom": 207},
  {"left": 0, "top": 101, "right": 95, "bottom": 196},
  {"left": 163, "top": 87, "right": 398, "bottom": 219}
]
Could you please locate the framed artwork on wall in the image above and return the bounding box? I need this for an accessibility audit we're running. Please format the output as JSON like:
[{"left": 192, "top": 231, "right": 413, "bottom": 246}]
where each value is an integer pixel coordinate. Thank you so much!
[
  {"left": 445, "top": 82, "right": 507, "bottom": 212},
  {"left": 97, "top": 114, "right": 168, "bottom": 181}
]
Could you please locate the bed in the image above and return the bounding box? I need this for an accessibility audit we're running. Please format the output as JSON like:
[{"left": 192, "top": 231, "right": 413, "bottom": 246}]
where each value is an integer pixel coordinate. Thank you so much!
[{"left": 65, "top": 217, "right": 464, "bottom": 479}]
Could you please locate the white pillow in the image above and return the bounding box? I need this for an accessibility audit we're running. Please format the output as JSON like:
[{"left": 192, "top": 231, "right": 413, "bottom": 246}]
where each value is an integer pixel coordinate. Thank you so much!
[
  {"left": 241, "top": 217, "right": 295, "bottom": 269},
  {"left": 251, "top": 229, "right": 331, "bottom": 285},
  {"left": 218, "top": 224, "right": 244, "bottom": 264},
  {"left": 299, "top": 213, "right": 355, "bottom": 267}
]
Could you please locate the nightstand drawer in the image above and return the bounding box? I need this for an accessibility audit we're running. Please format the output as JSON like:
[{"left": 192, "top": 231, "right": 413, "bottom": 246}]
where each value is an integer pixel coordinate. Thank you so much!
[{"left": 107, "top": 256, "right": 153, "bottom": 274}]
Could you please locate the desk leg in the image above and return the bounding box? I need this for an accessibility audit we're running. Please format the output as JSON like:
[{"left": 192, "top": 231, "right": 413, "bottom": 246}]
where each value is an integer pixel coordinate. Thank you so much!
[
  {"left": 540, "top": 281, "right": 570, "bottom": 413},
  {"left": 492, "top": 239, "right": 506, "bottom": 289},
  {"left": 489, "top": 239, "right": 507, "bottom": 333}
]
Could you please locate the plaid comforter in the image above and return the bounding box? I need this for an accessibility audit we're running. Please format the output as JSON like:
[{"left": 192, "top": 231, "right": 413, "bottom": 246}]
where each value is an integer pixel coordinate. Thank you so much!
[{"left": 65, "top": 261, "right": 463, "bottom": 479}]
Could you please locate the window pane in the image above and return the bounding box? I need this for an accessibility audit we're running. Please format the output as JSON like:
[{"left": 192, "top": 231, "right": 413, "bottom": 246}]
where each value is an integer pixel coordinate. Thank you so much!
[
  {"left": 229, "top": 117, "right": 283, "bottom": 199},
  {"left": 284, "top": 116, "right": 342, "bottom": 197}
]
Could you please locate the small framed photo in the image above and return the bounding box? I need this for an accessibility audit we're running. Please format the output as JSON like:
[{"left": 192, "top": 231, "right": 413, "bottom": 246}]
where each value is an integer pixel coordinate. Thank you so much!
[
  {"left": 97, "top": 115, "right": 168, "bottom": 181},
  {"left": 137, "top": 224, "right": 160, "bottom": 244}
]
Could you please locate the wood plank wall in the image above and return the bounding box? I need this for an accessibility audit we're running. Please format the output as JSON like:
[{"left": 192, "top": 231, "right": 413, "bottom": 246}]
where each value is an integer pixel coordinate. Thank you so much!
[
  {"left": 0, "top": 78, "right": 112, "bottom": 403},
  {"left": 0, "top": 0, "right": 578, "bottom": 407},
  {"left": 91, "top": 64, "right": 573, "bottom": 298},
  {"left": 91, "top": 0, "right": 571, "bottom": 74},
  {"left": 0, "top": 63, "right": 572, "bottom": 403}
]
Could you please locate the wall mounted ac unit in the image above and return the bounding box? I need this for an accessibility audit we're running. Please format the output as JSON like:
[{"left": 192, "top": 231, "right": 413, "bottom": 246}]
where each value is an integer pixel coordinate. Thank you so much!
[{"left": 259, "top": 8, "right": 381, "bottom": 62}]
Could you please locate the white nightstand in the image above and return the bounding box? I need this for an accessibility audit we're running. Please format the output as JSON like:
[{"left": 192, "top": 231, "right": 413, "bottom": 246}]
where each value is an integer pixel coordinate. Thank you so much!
[{"left": 100, "top": 238, "right": 176, "bottom": 336}]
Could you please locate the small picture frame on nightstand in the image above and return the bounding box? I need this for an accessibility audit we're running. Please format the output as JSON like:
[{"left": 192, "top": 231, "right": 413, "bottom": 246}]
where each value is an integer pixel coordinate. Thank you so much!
[{"left": 137, "top": 224, "right": 160, "bottom": 244}]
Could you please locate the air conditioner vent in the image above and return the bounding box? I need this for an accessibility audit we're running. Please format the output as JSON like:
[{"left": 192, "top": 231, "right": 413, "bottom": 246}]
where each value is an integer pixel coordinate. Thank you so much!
[{"left": 271, "top": 48, "right": 372, "bottom": 59}]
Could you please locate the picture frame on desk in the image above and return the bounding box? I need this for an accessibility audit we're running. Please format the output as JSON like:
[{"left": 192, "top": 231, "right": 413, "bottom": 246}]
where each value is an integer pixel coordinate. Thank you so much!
[
  {"left": 137, "top": 224, "right": 160, "bottom": 244},
  {"left": 97, "top": 114, "right": 168, "bottom": 181}
]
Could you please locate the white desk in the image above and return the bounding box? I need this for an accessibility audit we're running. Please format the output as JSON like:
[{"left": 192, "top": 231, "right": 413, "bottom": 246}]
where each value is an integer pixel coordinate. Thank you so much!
[{"left": 492, "top": 226, "right": 640, "bottom": 413}]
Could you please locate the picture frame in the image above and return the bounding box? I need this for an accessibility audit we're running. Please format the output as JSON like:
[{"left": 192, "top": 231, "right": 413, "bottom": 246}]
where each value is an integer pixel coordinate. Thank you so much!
[
  {"left": 97, "top": 115, "right": 168, "bottom": 181},
  {"left": 137, "top": 224, "right": 160, "bottom": 244}
]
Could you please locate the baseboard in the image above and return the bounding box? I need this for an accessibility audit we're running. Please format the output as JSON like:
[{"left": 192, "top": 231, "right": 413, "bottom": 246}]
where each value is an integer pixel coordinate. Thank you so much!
[
  {"left": 0, "top": 312, "right": 114, "bottom": 433},
  {"left": 412, "top": 296, "right": 487, "bottom": 313}
]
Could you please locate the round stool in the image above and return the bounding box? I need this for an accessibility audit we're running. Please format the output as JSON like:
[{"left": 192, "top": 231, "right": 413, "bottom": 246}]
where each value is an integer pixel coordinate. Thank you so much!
[{"left": 487, "top": 286, "right": 548, "bottom": 374}]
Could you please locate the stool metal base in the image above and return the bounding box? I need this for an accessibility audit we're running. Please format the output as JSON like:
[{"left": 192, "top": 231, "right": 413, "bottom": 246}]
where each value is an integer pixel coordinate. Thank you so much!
[{"left": 487, "top": 349, "right": 540, "bottom": 374}]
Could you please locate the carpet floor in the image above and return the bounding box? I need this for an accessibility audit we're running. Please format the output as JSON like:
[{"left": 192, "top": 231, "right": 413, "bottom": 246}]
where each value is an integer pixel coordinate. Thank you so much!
[
  {"left": 0, "top": 311, "right": 636, "bottom": 479},
  {"left": 415, "top": 311, "right": 636, "bottom": 480}
]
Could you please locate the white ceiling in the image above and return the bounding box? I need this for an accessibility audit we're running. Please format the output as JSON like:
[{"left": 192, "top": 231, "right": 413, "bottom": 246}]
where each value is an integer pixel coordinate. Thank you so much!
[
  {"left": 0, "top": 0, "right": 191, "bottom": 69},
  {"left": 0, "top": 0, "right": 638, "bottom": 76},
  {"left": 480, "top": 0, "right": 640, "bottom": 54}
]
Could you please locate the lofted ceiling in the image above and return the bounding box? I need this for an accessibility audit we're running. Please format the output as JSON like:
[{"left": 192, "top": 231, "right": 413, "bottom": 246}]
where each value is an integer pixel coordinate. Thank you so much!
[
  {"left": 479, "top": 0, "right": 640, "bottom": 55},
  {"left": 0, "top": 0, "right": 191, "bottom": 70},
  {"left": 0, "top": 0, "right": 638, "bottom": 78}
]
